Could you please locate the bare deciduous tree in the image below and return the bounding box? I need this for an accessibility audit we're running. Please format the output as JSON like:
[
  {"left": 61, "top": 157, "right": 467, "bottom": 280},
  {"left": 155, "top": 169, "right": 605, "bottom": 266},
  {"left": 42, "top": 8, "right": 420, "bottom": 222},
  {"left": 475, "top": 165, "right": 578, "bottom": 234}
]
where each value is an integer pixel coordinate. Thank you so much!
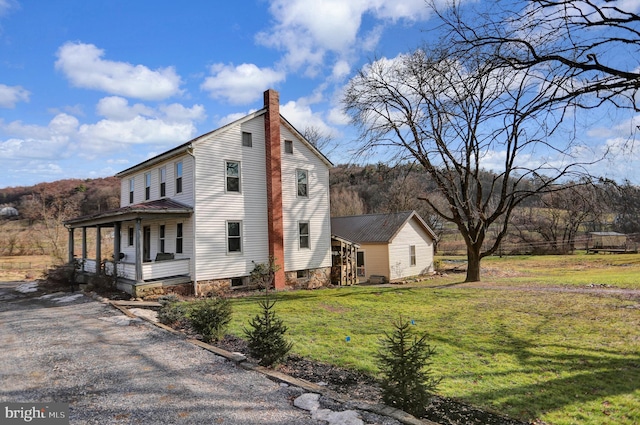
[
  {"left": 435, "top": 0, "right": 640, "bottom": 111},
  {"left": 343, "top": 45, "right": 596, "bottom": 281}
]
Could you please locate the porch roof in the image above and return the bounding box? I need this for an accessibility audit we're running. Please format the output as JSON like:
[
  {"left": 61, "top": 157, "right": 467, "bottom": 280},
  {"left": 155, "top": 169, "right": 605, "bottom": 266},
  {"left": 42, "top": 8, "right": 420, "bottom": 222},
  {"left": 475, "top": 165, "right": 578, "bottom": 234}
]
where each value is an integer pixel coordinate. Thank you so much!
[{"left": 65, "top": 199, "right": 193, "bottom": 228}]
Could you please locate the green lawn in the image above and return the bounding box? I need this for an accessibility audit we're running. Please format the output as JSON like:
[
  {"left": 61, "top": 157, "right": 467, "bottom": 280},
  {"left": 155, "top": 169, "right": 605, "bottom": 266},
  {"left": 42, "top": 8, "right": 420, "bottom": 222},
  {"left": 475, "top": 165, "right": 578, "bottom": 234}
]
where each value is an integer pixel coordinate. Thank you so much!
[
  {"left": 227, "top": 255, "right": 640, "bottom": 425},
  {"left": 476, "top": 253, "right": 640, "bottom": 289}
]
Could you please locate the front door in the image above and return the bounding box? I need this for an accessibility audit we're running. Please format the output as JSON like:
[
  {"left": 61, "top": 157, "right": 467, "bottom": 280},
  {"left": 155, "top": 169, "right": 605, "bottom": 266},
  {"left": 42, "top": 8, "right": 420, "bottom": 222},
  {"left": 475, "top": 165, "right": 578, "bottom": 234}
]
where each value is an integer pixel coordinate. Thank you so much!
[{"left": 143, "top": 226, "right": 151, "bottom": 262}]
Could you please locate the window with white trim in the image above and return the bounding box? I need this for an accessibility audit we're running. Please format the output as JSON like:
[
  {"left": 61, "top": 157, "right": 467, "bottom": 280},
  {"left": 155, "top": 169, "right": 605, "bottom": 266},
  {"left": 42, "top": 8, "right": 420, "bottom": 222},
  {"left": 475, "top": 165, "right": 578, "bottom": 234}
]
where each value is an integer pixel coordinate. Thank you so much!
[
  {"left": 175, "top": 161, "right": 183, "bottom": 194},
  {"left": 176, "top": 223, "right": 183, "bottom": 254},
  {"left": 159, "top": 167, "right": 166, "bottom": 197},
  {"left": 296, "top": 169, "right": 308, "bottom": 197},
  {"left": 226, "top": 161, "right": 240, "bottom": 192},
  {"left": 410, "top": 245, "right": 416, "bottom": 266},
  {"left": 159, "top": 225, "right": 166, "bottom": 253},
  {"left": 227, "top": 221, "right": 242, "bottom": 253},
  {"left": 299, "top": 221, "right": 310, "bottom": 249},
  {"left": 242, "top": 132, "right": 252, "bottom": 147},
  {"left": 129, "top": 178, "right": 135, "bottom": 204},
  {"left": 144, "top": 172, "right": 151, "bottom": 200},
  {"left": 284, "top": 140, "right": 293, "bottom": 154},
  {"left": 128, "top": 227, "right": 134, "bottom": 246}
]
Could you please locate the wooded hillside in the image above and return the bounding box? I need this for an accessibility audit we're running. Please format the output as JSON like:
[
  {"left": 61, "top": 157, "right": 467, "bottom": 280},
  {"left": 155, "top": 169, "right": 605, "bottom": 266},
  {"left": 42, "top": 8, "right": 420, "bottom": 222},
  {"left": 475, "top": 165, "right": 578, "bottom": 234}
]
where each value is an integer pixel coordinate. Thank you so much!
[{"left": 1, "top": 167, "right": 639, "bottom": 259}]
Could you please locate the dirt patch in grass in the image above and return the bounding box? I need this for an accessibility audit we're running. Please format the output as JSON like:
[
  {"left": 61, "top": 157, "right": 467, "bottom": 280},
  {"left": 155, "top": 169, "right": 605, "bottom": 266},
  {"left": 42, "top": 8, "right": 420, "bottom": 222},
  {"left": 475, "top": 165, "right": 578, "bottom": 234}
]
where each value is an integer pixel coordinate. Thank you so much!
[{"left": 318, "top": 302, "right": 350, "bottom": 314}]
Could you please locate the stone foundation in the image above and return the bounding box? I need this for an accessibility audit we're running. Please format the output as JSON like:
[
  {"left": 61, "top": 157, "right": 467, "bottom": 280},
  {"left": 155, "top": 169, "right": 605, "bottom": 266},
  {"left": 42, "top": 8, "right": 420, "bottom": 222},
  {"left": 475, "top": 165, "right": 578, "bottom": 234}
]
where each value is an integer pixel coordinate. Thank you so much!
[
  {"left": 133, "top": 282, "right": 193, "bottom": 299},
  {"left": 196, "top": 278, "right": 232, "bottom": 296},
  {"left": 285, "top": 267, "right": 331, "bottom": 290}
]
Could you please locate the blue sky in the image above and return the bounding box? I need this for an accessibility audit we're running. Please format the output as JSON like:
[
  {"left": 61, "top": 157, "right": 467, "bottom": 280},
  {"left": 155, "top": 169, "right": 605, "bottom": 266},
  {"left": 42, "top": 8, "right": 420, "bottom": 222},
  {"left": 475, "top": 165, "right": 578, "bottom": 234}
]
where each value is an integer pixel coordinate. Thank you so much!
[{"left": 0, "top": 0, "right": 638, "bottom": 189}]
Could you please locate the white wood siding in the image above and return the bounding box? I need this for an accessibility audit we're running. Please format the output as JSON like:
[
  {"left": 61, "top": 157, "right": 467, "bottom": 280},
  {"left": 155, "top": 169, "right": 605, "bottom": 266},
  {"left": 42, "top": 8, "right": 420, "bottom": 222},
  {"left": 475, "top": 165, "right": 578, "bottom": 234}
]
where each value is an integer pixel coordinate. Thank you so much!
[
  {"left": 118, "top": 154, "right": 195, "bottom": 207},
  {"left": 388, "top": 218, "right": 434, "bottom": 279},
  {"left": 192, "top": 117, "right": 270, "bottom": 280},
  {"left": 280, "top": 126, "right": 332, "bottom": 272}
]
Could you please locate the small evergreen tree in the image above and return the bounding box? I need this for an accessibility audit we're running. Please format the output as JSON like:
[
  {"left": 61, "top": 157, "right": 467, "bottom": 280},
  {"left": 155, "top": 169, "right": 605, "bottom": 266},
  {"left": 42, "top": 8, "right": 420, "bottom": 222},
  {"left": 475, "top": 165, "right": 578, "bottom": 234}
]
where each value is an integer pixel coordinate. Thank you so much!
[
  {"left": 376, "top": 318, "right": 440, "bottom": 417},
  {"left": 243, "top": 296, "right": 293, "bottom": 367},
  {"left": 157, "top": 294, "right": 188, "bottom": 326},
  {"left": 188, "top": 297, "right": 232, "bottom": 343}
]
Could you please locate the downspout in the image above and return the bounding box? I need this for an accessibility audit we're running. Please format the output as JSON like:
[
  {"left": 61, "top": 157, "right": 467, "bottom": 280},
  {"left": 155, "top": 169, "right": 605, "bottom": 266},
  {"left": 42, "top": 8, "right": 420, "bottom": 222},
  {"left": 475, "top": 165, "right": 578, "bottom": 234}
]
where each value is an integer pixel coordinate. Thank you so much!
[{"left": 186, "top": 144, "right": 198, "bottom": 296}]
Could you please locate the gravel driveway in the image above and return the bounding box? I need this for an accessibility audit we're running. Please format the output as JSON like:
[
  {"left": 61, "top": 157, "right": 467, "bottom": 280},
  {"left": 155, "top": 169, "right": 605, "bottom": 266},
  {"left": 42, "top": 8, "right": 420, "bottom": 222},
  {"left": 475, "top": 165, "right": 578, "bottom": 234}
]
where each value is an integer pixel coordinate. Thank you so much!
[{"left": 0, "top": 281, "right": 320, "bottom": 424}]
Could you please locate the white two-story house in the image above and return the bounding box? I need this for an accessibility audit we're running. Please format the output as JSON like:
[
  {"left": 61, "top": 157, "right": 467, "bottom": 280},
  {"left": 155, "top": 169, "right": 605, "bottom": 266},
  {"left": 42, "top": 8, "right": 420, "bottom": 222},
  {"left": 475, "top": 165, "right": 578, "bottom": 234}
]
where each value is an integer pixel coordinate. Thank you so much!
[{"left": 65, "top": 90, "right": 333, "bottom": 297}]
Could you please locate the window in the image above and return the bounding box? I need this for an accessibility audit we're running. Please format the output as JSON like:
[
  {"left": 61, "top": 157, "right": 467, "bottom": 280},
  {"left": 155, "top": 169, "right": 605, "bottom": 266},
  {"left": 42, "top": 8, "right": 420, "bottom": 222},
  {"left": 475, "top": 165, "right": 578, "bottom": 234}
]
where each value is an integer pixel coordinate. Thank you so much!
[
  {"left": 284, "top": 140, "right": 293, "bottom": 154},
  {"left": 227, "top": 221, "right": 242, "bottom": 253},
  {"left": 128, "top": 227, "right": 134, "bottom": 246},
  {"left": 176, "top": 223, "right": 183, "bottom": 254},
  {"left": 175, "top": 161, "right": 183, "bottom": 194},
  {"left": 159, "top": 167, "right": 166, "bottom": 197},
  {"left": 144, "top": 172, "right": 151, "bottom": 200},
  {"left": 226, "top": 161, "right": 240, "bottom": 192},
  {"left": 159, "top": 225, "right": 166, "bottom": 253},
  {"left": 296, "top": 270, "right": 308, "bottom": 279},
  {"left": 231, "top": 277, "right": 243, "bottom": 287},
  {"left": 356, "top": 251, "right": 365, "bottom": 277},
  {"left": 129, "top": 178, "right": 135, "bottom": 204},
  {"left": 296, "top": 169, "right": 308, "bottom": 197},
  {"left": 242, "top": 131, "right": 252, "bottom": 147},
  {"left": 410, "top": 245, "right": 416, "bottom": 266},
  {"left": 299, "top": 222, "right": 310, "bottom": 249}
]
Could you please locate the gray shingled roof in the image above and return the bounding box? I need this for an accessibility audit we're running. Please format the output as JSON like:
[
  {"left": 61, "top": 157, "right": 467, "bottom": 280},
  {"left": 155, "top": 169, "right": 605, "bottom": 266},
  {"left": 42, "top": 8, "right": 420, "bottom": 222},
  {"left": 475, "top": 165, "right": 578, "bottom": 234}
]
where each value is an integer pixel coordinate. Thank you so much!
[
  {"left": 65, "top": 199, "right": 193, "bottom": 227},
  {"left": 331, "top": 211, "right": 435, "bottom": 243}
]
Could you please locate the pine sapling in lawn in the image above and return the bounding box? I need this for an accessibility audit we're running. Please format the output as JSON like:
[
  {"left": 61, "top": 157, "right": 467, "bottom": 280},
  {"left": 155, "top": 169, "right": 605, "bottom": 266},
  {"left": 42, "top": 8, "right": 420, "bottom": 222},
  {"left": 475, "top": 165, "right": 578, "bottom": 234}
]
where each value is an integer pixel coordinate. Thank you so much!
[
  {"left": 244, "top": 295, "right": 293, "bottom": 367},
  {"left": 376, "top": 318, "right": 441, "bottom": 417},
  {"left": 188, "top": 297, "right": 232, "bottom": 343},
  {"left": 157, "top": 294, "right": 188, "bottom": 326}
]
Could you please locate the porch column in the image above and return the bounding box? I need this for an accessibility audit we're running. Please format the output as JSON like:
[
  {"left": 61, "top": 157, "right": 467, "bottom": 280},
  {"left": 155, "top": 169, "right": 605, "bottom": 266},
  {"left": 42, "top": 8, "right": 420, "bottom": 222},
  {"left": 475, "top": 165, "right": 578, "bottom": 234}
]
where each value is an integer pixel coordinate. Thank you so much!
[
  {"left": 135, "top": 218, "right": 143, "bottom": 283},
  {"left": 81, "top": 228, "right": 87, "bottom": 272},
  {"left": 114, "top": 222, "right": 121, "bottom": 262},
  {"left": 96, "top": 225, "right": 102, "bottom": 275},
  {"left": 67, "top": 227, "right": 74, "bottom": 264}
]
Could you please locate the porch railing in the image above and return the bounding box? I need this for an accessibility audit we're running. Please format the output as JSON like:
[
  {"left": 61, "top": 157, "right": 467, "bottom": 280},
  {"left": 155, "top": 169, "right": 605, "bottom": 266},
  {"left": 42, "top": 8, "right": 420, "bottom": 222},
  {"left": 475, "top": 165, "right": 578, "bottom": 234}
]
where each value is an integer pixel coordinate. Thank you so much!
[{"left": 83, "top": 258, "right": 190, "bottom": 282}]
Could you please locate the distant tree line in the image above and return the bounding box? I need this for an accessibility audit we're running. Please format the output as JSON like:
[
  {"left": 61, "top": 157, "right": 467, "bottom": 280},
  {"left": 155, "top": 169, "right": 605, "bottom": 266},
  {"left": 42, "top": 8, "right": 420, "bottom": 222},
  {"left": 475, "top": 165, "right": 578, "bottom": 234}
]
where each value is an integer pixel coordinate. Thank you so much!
[
  {"left": 330, "top": 163, "right": 640, "bottom": 255},
  {"left": 0, "top": 177, "right": 120, "bottom": 261},
  {"left": 1, "top": 170, "right": 638, "bottom": 259}
]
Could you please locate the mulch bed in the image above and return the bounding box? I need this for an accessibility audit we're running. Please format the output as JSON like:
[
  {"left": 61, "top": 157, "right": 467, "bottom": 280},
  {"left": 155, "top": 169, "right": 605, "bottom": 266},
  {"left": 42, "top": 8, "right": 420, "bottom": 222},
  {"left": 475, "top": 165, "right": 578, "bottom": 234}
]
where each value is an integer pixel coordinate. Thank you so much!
[{"left": 216, "top": 335, "right": 529, "bottom": 425}]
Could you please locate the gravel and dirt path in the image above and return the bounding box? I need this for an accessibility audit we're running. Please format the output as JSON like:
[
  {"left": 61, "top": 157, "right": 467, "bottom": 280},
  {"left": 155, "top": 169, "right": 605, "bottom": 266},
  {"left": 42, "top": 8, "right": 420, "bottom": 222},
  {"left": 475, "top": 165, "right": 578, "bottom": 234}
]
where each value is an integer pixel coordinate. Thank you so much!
[{"left": 0, "top": 281, "right": 331, "bottom": 425}]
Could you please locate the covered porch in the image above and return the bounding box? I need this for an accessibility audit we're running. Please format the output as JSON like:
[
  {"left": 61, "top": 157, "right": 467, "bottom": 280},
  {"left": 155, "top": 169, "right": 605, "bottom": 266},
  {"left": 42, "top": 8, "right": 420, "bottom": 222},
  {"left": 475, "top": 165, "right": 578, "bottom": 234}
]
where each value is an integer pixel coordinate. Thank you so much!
[{"left": 64, "top": 199, "right": 194, "bottom": 296}]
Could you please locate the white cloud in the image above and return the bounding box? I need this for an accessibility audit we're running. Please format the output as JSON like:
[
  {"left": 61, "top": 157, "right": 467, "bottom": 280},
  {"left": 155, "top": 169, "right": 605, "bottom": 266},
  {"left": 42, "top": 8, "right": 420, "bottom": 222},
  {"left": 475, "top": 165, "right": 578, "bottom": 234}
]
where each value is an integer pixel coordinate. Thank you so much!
[
  {"left": 327, "top": 106, "right": 350, "bottom": 126},
  {"left": 281, "top": 99, "right": 335, "bottom": 136},
  {"left": 216, "top": 110, "right": 259, "bottom": 127},
  {"left": 55, "top": 42, "right": 183, "bottom": 101},
  {"left": 0, "top": 113, "right": 78, "bottom": 160},
  {"left": 0, "top": 0, "right": 17, "bottom": 16},
  {"left": 1, "top": 97, "right": 205, "bottom": 162},
  {"left": 0, "top": 84, "right": 30, "bottom": 108},
  {"left": 201, "top": 63, "right": 286, "bottom": 104},
  {"left": 77, "top": 98, "right": 205, "bottom": 155},
  {"left": 257, "top": 0, "right": 432, "bottom": 74},
  {"left": 331, "top": 60, "right": 351, "bottom": 80},
  {"left": 96, "top": 96, "right": 155, "bottom": 121}
]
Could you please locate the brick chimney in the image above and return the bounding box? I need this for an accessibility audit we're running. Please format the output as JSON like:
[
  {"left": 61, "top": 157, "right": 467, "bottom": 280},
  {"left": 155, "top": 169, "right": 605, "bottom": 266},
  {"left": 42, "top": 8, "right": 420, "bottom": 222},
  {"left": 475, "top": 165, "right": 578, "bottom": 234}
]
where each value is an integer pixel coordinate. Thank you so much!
[{"left": 263, "top": 89, "right": 286, "bottom": 289}]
